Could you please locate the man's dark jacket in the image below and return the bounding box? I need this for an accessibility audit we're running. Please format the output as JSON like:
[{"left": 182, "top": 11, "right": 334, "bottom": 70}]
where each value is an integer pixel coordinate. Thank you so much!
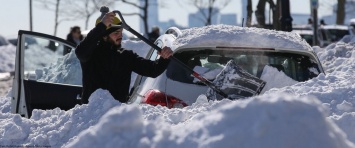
[{"left": 75, "top": 22, "right": 170, "bottom": 103}]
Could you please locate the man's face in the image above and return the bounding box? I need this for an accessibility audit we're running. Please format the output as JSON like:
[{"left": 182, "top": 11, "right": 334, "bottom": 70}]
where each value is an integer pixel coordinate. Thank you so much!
[
  {"left": 72, "top": 29, "right": 81, "bottom": 39},
  {"left": 108, "top": 29, "right": 123, "bottom": 46}
]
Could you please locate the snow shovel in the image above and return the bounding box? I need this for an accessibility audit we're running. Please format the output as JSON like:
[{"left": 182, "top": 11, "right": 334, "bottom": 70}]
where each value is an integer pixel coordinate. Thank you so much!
[
  {"left": 112, "top": 10, "right": 266, "bottom": 100},
  {"left": 206, "top": 60, "right": 266, "bottom": 100}
]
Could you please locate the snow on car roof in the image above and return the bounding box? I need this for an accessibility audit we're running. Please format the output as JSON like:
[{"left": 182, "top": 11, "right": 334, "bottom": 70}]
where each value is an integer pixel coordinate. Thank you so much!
[
  {"left": 320, "top": 25, "right": 349, "bottom": 30},
  {"left": 173, "top": 24, "right": 312, "bottom": 52},
  {"left": 292, "top": 29, "right": 313, "bottom": 35},
  {"left": 350, "top": 18, "right": 355, "bottom": 25}
]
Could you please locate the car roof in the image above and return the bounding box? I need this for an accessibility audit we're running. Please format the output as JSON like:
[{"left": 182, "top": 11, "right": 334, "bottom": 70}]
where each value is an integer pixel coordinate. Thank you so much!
[
  {"left": 292, "top": 24, "right": 312, "bottom": 30},
  {"left": 174, "top": 45, "right": 314, "bottom": 54},
  {"left": 350, "top": 18, "right": 355, "bottom": 25},
  {"left": 172, "top": 24, "right": 312, "bottom": 53},
  {"left": 320, "top": 25, "right": 349, "bottom": 30},
  {"left": 292, "top": 29, "right": 313, "bottom": 35}
]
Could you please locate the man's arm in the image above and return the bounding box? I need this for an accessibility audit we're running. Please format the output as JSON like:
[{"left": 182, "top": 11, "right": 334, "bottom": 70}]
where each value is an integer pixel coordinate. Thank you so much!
[
  {"left": 75, "top": 22, "right": 106, "bottom": 63},
  {"left": 131, "top": 47, "right": 173, "bottom": 77},
  {"left": 130, "top": 52, "right": 171, "bottom": 78}
]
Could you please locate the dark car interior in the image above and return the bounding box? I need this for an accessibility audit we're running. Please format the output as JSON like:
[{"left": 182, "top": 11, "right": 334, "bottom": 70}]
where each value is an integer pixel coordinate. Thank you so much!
[
  {"left": 167, "top": 49, "right": 321, "bottom": 85},
  {"left": 23, "top": 80, "right": 82, "bottom": 117}
]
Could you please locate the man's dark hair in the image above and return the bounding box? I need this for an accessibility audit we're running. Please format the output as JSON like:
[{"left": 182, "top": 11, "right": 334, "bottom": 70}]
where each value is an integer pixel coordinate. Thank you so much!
[{"left": 70, "top": 26, "right": 81, "bottom": 34}]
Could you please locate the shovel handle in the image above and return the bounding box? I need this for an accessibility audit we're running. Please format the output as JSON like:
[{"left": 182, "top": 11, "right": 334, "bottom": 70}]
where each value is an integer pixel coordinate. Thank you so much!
[{"left": 113, "top": 10, "right": 228, "bottom": 98}]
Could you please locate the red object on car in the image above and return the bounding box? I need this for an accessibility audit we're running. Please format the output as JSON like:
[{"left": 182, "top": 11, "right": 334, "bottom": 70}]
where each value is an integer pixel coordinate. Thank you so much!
[{"left": 142, "top": 89, "right": 188, "bottom": 108}]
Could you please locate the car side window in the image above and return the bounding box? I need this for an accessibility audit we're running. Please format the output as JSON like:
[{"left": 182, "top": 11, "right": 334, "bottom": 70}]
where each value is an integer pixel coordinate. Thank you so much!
[{"left": 22, "top": 34, "right": 76, "bottom": 85}]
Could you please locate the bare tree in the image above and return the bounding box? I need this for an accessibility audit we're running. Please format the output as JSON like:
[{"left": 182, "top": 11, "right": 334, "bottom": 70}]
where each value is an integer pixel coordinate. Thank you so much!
[
  {"left": 184, "top": 0, "right": 231, "bottom": 26},
  {"left": 319, "top": 0, "right": 352, "bottom": 25},
  {"left": 254, "top": 0, "right": 279, "bottom": 29},
  {"left": 35, "top": 0, "right": 73, "bottom": 36},
  {"left": 30, "top": 0, "right": 33, "bottom": 31},
  {"left": 246, "top": 0, "right": 252, "bottom": 27},
  {"left": 35, "top": 0, "right": 114, "bottom": 35},
  {"left": 116, "top": 0, "right": 153, "bottom": 36},
  {"left": 64, "top": 0, "right": 115, "bottom": 30},
  {"left": 336, "top": 0, "right": 345, "bottom": 24},
  {"left": 255, "top": 0, "right": 267, "bottom": 28}
]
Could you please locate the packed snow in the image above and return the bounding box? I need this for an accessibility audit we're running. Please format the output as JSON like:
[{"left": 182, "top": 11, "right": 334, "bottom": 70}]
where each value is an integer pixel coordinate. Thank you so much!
[
  {"left": 173, "top": 25, "right": 311, "bottom": 51},
  {"left": 0, "top": 24, "right": 355, "bottom": 147},
  {"left": 0, "top": 44, "right": 16, "bottom": 72}
]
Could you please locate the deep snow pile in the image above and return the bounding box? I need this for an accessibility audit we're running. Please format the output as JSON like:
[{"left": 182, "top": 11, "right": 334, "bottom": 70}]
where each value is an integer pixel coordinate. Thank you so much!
[
  {"left": 266, "top": 35, "right": 355, "bottom": 142},
  {"left": 65, "top": 93, "right": 352, "bottom": 148},
  {"left": 0, "top": 44, "right": 16, "bottom": 72},
  {"left": 314, "top": 35, "right": 355, "bottom": 74},
  {"left": 1, "top": 90, "right": 353, "bottom": 148},
  {"left": 0, "top": 25, "right": 355, "bottom": 147}
]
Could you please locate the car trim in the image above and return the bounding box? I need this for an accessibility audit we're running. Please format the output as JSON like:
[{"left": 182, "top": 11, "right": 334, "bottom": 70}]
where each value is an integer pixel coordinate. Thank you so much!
[
  {"left": 15, "top": 32, "right": 23, "bottom": 114},
  {"left": 13, "top": 30, "right": 76, "bottom": 116},
  {"left": 18, "top": 30, "right": 76, "bottom": 47},
  {"left": 216, "top": 46, "right": 275, "bottom": 51}
]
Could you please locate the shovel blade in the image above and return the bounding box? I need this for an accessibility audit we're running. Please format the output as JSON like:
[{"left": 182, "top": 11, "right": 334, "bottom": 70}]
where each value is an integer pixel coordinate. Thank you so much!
[{"left": 206, "top": 60, "right": 266, "bottom": 100}]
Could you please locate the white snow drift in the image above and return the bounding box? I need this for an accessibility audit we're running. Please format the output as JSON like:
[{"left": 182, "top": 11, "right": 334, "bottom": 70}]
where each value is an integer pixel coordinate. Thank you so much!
[{"left": 0, "top": 25, "right": 354, "bottom": 147}]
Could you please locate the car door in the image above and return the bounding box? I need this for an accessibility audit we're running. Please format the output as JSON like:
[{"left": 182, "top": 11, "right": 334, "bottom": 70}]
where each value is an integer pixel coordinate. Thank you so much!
[
  {"left": 11, "top": 30, "right": 82, "bottom": 118},
  {"left": 128, "top": 35, "right": 172, "bottom": 103}
]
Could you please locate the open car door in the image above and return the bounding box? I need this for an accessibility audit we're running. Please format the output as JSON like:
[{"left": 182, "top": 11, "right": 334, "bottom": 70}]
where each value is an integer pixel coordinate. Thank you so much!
[{"left": 11, "top": 30, "right": 82, "bottom": 118}]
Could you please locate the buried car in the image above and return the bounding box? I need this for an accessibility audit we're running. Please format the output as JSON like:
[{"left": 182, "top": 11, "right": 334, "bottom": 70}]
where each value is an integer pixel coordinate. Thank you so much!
[
  {"left": 10, "top": 25, "right": 324, "bottom": 118},
  {"left": 128, "top": 25, "right": 325, "bottom": 107}
]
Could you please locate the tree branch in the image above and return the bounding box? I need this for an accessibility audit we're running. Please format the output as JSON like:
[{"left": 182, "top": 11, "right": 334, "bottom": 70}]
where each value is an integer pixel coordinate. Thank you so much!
[
  {"left": 121, "top": 0, "right": 144, "bottom": 10},
  {"left": 122, "top": 12, "right": 142, "bottom": 16}
]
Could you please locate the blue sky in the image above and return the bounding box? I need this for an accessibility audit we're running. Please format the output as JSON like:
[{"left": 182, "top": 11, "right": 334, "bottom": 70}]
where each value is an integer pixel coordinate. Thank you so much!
[{"left": 0, "top": 0, "right": 336, "bottom": 39}]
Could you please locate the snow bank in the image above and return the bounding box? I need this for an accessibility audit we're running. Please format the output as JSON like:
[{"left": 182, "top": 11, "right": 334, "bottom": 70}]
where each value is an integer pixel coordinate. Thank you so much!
[
  {"left": 266, "top": 35, "right": 355, "bottom": 142},
  {"left": 174, "top": 24, "right": 311, "bottom": 51},
  {"left": 1, "top": 25, "right": 355, "bottom": 147},
  {"left": 260, "top": 65, "right": 298, "bottom": 94},
  {"left": 66, "top": 94, "right": 353, "bottom": 148},
  {"left": 314, "top": 35, "right": 355, "bottom": 74},
  {"left": 0, "top": 89, "right": 121, "bottom": 147},
  {"left": 0, "top": 44, "right": 16, "bottom": 72}
]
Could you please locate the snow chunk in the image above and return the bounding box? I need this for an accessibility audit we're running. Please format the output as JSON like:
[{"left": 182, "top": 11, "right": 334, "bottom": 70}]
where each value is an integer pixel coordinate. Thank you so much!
[{"left": 260, "top": 65, "right": 298, "bottom": 94}]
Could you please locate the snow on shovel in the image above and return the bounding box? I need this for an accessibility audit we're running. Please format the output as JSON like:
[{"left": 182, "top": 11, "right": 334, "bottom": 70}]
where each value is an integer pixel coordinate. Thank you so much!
[{"left": 206, "top": 60, "right": 266, "bottom": 100}]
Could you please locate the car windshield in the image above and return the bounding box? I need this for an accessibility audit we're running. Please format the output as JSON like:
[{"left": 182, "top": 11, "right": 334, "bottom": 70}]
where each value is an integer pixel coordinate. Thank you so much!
[
  {"left": 325, "top": 29, "right": 349, "bottom": 41},
  {"left": 300, "top": 34, "right": 313, "bottom": 45},
  {"left": 166, "top": 49, "right": 321, "bottom": 84}
]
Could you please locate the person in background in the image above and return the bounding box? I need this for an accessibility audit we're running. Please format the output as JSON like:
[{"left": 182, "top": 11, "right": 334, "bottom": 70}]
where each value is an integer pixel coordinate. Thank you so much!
[
  {"left": 148, "top": 26, "right": 160, "bottom": 42},
  {"left": 308, "top": 18, "right": 313, "bottom": 25},
  {"left": 64, "top": 26, "right": 83, "bottom": 55},
  {"left": 75, "top": 10, "right": 172, "bottom": 104},
  {"left": 320, "top": 19, "right": 326, "bottom": 26}
]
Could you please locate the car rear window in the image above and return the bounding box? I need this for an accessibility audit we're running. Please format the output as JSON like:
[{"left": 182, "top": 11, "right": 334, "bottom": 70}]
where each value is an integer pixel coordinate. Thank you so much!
[
  {"left": 166, "top": 49, "right": 321, "bottom": 84},
  {"left": 325, "top": 29, "right": 350, "bottom": 41}
]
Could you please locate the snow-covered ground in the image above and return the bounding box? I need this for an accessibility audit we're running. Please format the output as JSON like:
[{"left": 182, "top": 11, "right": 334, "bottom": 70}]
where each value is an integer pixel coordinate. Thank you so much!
[
  {"left": 0, "top": 44, "right": 16, "bottom": 73},
  {"left": 0, "top": 25, "right": 355, "bottom": 147},
  {"left": 0, "top": 44, "right": 15, "bottom": 96}
]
